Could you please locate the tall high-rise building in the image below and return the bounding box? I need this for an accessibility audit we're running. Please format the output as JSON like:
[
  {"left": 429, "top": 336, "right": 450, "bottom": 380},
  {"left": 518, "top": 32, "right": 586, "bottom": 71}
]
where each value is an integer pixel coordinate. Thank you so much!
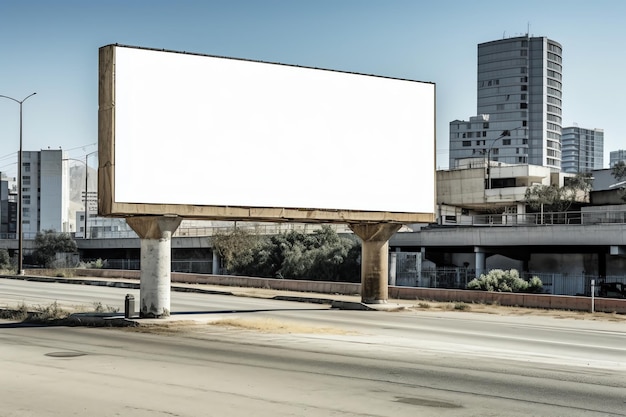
[
  {"left": 610, "top": 150, "right": 626, "bottom": 167},
  {"left": 561, "top": 126, "right": 604, "bottom": 173},
  {"left": 450, "top": 35, "right": 563, "bottom": 171}
]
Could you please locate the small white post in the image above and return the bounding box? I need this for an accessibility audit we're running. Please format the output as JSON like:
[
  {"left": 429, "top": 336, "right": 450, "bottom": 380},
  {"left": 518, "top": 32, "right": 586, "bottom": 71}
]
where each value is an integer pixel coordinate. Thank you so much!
[{"left": 590, "top": 279, "right": 595, "bottom": 313}]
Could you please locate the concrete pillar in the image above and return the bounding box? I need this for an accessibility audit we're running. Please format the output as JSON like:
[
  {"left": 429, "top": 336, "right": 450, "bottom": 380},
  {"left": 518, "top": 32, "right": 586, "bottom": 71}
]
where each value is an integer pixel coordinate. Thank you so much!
[
  {"left": 126, "top": 216, "right": 182, "bottom": 318},
  {"left": 350, "top": 223, "right": 402, "bottom": 304},
  {"left": 475, "top": 246, "right": 486, "bottom": 278},
  {"left": 389, "top": 252, "right": 397, "bottom": 286},
  {"left": 212, "top": 249, "right": 221, "bottom": 275}
]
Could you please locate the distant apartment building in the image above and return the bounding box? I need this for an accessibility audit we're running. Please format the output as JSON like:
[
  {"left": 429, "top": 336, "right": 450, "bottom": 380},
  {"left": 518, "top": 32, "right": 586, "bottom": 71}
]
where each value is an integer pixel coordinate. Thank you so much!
[
  {"left": 561, "top": 126, "right": 604, "bottom": 173},
  {"left": 0, "top": 174, "right": 17, "bottom": 237},
  {"left": 610, "top": 150, "right": 626, "bottom": 167},
  {"left": 21, "top": 149, "right": 71, "bottom": 236},
  {"left": 450, "top": 35, "right": 563, "bottom": 170}
]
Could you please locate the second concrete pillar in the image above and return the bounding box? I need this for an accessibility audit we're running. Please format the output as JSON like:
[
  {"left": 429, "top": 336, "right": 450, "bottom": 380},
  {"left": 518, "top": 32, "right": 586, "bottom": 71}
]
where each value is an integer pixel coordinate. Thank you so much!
[{"left": 350, "top": 223, "right": 402, "bottom": 304}]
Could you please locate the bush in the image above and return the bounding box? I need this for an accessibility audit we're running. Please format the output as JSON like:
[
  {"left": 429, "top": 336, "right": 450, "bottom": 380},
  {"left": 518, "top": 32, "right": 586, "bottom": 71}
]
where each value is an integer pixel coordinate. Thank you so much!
[
  {"left": 467, "top": 269, "right": 543, "bottom": 293},
  {"left": 211, "top": 226, "right": 361, "bottom": 282},
  {"left": 0, "top": 248, "right": 12, "bottom": 270},
  {"left": 78, "top": 258, "right": 106, "bottom": 269}
]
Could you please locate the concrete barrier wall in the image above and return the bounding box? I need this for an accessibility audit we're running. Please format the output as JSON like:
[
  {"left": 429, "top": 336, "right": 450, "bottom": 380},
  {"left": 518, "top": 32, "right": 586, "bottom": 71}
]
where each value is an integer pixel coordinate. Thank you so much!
[{"left": 70, "top": 269, "right": 626, "bottom": 314}]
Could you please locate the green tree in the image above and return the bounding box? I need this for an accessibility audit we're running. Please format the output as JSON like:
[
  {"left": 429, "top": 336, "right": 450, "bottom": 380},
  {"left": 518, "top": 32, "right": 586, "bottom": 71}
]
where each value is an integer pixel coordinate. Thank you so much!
[
  {"left": 32, "top": 230, "right": 78, "bottom": 268},
  {"left": 0, "top": 248, "right": 11, "bottom": 270},
  {"left": 211, "top": 225, "right": 361, "bottom": 282},
  {"left": 611, "top": 161, "right": 626, "bottom": 201},
  {"left": 210, "top": 228, "right": 263, "bottom": 272},
  {"left": 524, "top": 173, "right": 592, "bottom": 214}
]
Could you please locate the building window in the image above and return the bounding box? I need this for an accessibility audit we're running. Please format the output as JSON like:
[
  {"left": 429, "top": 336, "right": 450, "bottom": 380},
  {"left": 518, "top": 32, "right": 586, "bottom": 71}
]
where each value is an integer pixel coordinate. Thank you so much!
[
  {"left": 462, "top": 141, "right": 471, "bottom": 147},
  {"left": 521, "top": 85, "right": 527, "bottom": 91},
  {"left": 24, "top": 163, "right": 30, "bottom": 173},
  {"left": 482, "top": 131, "right": 487, "bottom": 137},
  {"left": 523, "top": 139, "right": 528, "bottom": 144},
  {"left": 520, "top": 103, "right": 528, "bottom": 109},
  {"left": 503, "top": 139, "right": 511, "bottom": 145},
  {"left": 483, "top": 122, "right": 489, "bottom": 129}
]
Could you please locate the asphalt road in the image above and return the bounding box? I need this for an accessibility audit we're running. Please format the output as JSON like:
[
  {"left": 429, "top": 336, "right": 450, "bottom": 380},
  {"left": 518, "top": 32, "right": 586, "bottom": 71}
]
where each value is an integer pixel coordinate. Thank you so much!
[{"left": 1, "top": 278, "right": 625, "bottom": 416}]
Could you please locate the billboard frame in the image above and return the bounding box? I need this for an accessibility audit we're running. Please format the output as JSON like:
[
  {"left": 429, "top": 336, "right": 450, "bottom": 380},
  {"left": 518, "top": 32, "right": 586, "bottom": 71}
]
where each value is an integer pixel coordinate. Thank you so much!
[{"left": 98, "top": 44, "right": 436, "bottom": 224}]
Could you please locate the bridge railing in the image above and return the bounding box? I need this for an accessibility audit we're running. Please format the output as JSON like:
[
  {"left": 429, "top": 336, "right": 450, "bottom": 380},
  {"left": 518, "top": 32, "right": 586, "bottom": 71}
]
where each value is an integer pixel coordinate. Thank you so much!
[
  {"left": 464, "top": 209, "right": 626, "bottom": 227},
  {"left": 1, "top": 209, "right": 625, "bottom": 242}
]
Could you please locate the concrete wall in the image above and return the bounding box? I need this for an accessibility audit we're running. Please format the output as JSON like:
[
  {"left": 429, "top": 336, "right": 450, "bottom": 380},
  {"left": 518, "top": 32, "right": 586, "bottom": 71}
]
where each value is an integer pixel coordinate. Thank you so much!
[{"left": 70, "top": 269, "right": 626, "bottom": 314}]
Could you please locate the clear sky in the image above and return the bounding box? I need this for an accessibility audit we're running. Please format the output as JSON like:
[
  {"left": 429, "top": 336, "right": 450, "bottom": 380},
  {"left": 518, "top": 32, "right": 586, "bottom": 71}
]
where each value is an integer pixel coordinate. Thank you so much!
[{"left": 1, "top": 0, "right": 624, "bottom": 178}]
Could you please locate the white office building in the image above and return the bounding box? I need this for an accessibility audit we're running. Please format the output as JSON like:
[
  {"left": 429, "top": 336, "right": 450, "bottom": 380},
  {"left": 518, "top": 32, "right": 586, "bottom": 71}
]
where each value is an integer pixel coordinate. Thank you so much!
[
  {"left": 610, "top": 150, "right": 626, "bottom": 168},
  {"left": 21, "top": 149, "right": 71, "bottom": 236},
  {"left": 450, "top": 35, "right": 563, "bottom": 171},
  {"left": 561, "top": 126, "right": 604, "bottom": 173}
]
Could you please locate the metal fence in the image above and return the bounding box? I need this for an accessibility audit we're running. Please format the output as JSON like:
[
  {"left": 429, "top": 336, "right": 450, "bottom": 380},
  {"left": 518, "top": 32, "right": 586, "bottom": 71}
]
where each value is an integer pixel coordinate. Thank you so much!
[
  {"left": 393, "top": 252, "right": 626, "bottom": 297},
  {"left": 465, "top": 209, "right": 626, "bottom": 227},
  {"left": 99, "top": 259, "right": 213, "bottom": 274}
]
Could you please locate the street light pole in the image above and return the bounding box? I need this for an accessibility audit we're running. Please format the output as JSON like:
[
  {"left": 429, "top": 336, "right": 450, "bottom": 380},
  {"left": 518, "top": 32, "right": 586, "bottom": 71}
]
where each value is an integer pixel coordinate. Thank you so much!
[
  {"left": 0, "top": 92, "right": 36, "bottom": 275},
  {"left": 84, "top": 153, "right": 88, "bottom": 238},
  {"left": 486, "top": 130, "right": 511, "bottom": 190},
  {"left": 64, "top": 152, "right": 97, "bottom": 239},
  {"left": 83, "top": 151, "right": 97, "bottom": 239}
]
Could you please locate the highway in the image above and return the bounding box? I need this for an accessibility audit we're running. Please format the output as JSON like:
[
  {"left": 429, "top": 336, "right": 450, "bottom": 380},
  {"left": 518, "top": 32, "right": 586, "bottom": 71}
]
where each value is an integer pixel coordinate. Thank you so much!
[{"left": 1, "top": 278, "right": 625, "bottom": 416}]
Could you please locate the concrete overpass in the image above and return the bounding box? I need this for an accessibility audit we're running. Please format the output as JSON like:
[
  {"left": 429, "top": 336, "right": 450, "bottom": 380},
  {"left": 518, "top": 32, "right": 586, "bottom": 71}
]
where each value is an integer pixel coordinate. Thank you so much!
[{"left": 2, "top": 220, "right": 625, "bottom": 278}]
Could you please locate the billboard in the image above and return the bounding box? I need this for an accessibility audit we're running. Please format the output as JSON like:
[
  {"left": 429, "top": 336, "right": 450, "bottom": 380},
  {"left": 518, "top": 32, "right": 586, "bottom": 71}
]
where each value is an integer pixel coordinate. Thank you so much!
[{"left": 98, "top": 44, "right": 435, "bottom": 223}]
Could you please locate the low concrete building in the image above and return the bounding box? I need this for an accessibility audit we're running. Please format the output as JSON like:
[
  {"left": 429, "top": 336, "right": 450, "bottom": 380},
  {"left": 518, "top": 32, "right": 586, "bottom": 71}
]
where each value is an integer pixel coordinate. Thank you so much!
[{"left": 436, "top": 159, "right": 573, "bottom": 225}]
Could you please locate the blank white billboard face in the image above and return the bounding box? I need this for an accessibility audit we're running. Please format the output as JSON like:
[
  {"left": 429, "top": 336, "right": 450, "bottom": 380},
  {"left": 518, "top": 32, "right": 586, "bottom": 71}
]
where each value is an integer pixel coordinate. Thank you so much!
[{"left": 99, "top": 45, "right": 435, "bottom": 223}]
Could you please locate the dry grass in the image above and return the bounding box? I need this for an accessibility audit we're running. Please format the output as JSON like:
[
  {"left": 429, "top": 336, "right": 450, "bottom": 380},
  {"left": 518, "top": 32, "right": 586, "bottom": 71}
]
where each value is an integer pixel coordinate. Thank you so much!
[
  {"left": 210, "top": 317, "right": 355, "bottom": 335},
  {"left": 0, "top": 301, "right": 71, "bottom": 323},
  {"left": 409, "top": 300, "right": 626, "bottom": 322}
]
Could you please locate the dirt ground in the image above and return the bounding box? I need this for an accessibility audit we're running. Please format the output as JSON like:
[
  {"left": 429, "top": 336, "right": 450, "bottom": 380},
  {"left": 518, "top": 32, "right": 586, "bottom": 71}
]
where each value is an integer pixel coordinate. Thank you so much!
[{"left": 408, "top": 299, "right": 626, "bottom": 323}]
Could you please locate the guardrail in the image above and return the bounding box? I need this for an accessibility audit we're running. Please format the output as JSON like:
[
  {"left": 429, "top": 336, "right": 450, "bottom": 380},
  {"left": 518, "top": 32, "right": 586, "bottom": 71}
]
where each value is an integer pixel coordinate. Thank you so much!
[{"left": 448, "top": 209, "right": 626, "bottom": 227}]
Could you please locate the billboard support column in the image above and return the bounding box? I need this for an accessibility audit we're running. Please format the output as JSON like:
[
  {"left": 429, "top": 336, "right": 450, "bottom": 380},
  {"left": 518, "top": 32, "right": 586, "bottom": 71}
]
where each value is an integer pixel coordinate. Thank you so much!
[
  {"left": 474, "top": 246, "right": 486, "bottom": 279},
  {"left": 350, "top": 223, "right": 402, "bottom": 304},
  {"left": 126, "top": 216, "right": 182, "bottom": 318}
]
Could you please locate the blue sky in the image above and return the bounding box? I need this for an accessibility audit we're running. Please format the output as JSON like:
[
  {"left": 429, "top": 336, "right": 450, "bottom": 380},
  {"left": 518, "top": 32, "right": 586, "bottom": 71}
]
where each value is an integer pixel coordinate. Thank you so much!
[{"left": 1, "top": 0, "right": 624, "bottom": 177}]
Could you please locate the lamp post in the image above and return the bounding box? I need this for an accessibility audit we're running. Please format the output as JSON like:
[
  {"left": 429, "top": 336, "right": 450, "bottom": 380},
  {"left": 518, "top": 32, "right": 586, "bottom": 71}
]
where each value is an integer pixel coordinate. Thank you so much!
[
  {"left": 0, "top": 92, "right": 36, "bottom": 275},
  {"left": 486, "top": 130, "right": 511, "bottom": 190},
  {"left": 83, "top": 151, "right": 97, "bottom": 239},
  {"left": 65, "top": 151, "right": 97, "bottom": 239}
]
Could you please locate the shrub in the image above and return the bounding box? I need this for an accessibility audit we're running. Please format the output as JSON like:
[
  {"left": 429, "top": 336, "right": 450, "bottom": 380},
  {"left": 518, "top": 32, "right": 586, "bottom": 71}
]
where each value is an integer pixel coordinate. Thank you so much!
[
  {"left": 467, "top": 269, "right": 543, "bottom": 293},
  {"left": 211, "top": 226, "right": 361, "bottom": 282},
  {"left": 32, "top": 230, "right": 78, "bottom": 268}
]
